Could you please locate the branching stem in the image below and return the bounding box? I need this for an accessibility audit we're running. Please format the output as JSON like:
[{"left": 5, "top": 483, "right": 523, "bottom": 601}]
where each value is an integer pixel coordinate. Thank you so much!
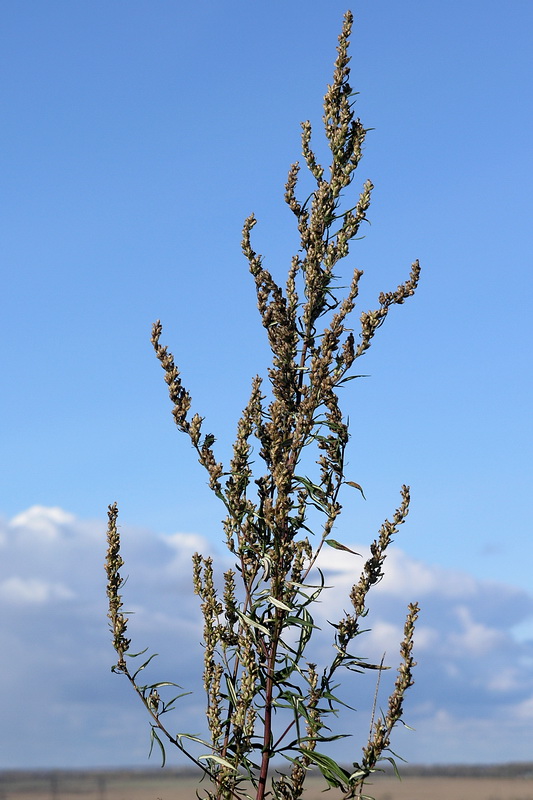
[{"left": 106, "top": 11, "right": 421, "bottom": 800}]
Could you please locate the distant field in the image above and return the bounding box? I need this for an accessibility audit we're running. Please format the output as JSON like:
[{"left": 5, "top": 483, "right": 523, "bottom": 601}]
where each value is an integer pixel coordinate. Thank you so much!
[{"left": 2, "top": 769, "right": 533, "bottom": 800}]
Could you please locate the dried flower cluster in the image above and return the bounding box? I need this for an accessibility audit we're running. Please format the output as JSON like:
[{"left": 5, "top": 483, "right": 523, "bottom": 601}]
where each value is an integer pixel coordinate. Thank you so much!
[
  {"left": 104, "top": 503, "right": 129, "bottom": 670},
  {"left": 106, "top": 11, "right": 421, "bottom": 800}
]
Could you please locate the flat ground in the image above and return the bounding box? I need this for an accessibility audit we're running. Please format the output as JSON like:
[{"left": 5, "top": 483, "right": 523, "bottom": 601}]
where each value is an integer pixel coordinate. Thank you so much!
[{"left": 2, "top": 772, "right": 533, "bottom": 800}]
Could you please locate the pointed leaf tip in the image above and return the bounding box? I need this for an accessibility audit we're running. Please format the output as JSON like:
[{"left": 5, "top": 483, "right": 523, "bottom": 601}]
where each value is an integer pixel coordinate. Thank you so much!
[
  {"left": 325, "top": 539, "right": 361, "bottom": 556},
  {"left": 345, "top": 481, "right": 366, "bottom": 500}
]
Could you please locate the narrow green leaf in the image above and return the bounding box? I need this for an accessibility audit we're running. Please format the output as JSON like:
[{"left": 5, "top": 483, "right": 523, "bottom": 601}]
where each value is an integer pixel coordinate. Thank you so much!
[
  {"left": 325, "top": 539, "right": 361, "bottom": 556},
  {"left": 125, "top": 647, "right": 149, "bottom": 658},
  {"left": 225, "top": 675, "right": 239, "bottom": 707},
  {"left": 297, "top": 749, "right": 351, "bottom": 789},
  {"left": 380, "top": 755, "right": 403, "bottom": 779},
  {"left": 321, "top": 689, "right": 356, "bottom": 711},
  {"left": 149, "top": 728, "right": 166, "bottom": 767},
  {"left": 267, "top": 595, "right": 292, "bottom": 612},
  {"left": 199, "top": 754, "right": 237, "bottom": 772},
  {"left": 349, "top": 768, "right": 369, "bottom": 781},
  {"left": 286, "top": 579, "right": 327, "bottom": 590},
  {"left": 161, "top": 691, "right": 192, "bottom": 708},
  {"left": 236, "top": 610, "right": 270, "bottom": 635},
  {"left": 146, "top": 680, "right": 183, "bottom": 690},
  {"left": 283, "top": 614, "right": 319, "bottom": 629},
  {"left": 175, "top": 732, "right": 210, "bottom": 747},
  {"left": 131, "top": 652, "right": 159, "bottom": 681},
  {"left": 338, "top": 374, "right": 369, "bottom": 384}
]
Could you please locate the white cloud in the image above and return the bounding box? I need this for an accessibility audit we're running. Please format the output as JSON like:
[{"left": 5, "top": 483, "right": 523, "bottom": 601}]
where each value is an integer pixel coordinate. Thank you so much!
[
  {"left": 1, "top": 506, "right": 533, "bottom": 769},
  {"left": 486, "top": 666, "right": 523, "bottom": 693},
  {"left": 0, "top": 576, "right": 75, "bottom": 605},
  {"left": 514, "top": 694, "right": 533, "bottom": 720},
  {"left": 314, "top": 544, "right": 479, "bottom": 600},
  {"left": 0, "top": 505, "right": 212, "bottom": 769},
  {"left": 363, "top": 619, "right": 404, "bottom": 656},
  {"left": 449, "top": 604, "right": 507, "bottom": 656},
  {"left": 9, "top": 505, "right": 77, "bottom": 539}
]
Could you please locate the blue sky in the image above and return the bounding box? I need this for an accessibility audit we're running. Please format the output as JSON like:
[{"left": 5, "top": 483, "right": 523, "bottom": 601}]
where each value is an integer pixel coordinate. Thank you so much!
[{"left": 1, "top": 0, "right": 532, "bottom": 770}]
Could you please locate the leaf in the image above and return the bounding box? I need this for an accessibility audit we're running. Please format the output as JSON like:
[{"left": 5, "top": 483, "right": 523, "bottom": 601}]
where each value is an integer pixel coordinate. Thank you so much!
[
  {"left": 236, "top": 610, "right": 270, "bottom": 636},
  {"left": 146, "top": 680, "right": 183, "bottom": 689},
  {"left": 321, "top": 689, "right": 355, "bottom": 711},
  {"left": 202, "top": 433, "right": 216, "bottom": 448},
  {"left": 126, "top": 647, "right": 149, "bottom": 658},
  {"left": 325, "top": 539, "right": 361, "bottom": 556},
  {"left": 283, "top": 614, "right": 319, "bottom": 630},
  {"left": 267, "top": 595, "right": 292, "bottom": 612},
  {"left": 175, "top": 732, "right": 210, "bottom": 747},
  {"left": 297, "top": 749, "right": 351, "bottom": 789},
  {"left": 338, "top": 374, "right": 369, "bottom": 385},
  {"left": 160, "top": 691, "right": 192, "bottom": 713},
  {"left": 199, "top": 754, "right": 237, "bottom": 772},
  {"left": 148, "top": 727, "right": 166, "bottom": 767},
  {"left": 349, "top": 767, "right": 369, "bottom": 781},
  {"left": 225, "top": 675, "right": 239, "bottom": 707},
  {"left": 131, "top": 652, "right": 159, "bottom": 681},
  {"left": 380, "top": 755, "right": 403, "bottom": 779},
  {"left": 345, "top": 480, "right": 366, "bottom": 500}
]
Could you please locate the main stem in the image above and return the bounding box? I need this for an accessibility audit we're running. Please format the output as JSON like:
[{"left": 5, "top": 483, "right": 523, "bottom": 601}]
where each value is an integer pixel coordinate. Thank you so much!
[
  {"left": 256, "top": 608, "right": 283, "bottom": 800},
  {"left": 255, "top": 332, "right": 312, "bottom": 800}
]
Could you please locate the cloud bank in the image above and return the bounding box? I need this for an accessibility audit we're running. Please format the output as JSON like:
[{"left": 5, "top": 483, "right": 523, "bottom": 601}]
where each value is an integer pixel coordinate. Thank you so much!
[{"left": 1, "top": 506, "right": 532, "bottom": 768}]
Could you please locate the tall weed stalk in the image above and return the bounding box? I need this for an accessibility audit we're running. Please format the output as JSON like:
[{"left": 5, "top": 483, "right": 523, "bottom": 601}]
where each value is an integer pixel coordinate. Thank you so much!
[{"left": 106, "top": 11, "right": 420, "bottom": 799}]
